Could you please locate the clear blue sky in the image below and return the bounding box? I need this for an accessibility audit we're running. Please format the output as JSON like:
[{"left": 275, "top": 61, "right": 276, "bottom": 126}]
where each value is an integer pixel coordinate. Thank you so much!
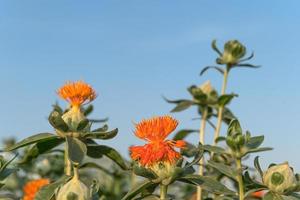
[{"left": 0, "top": 1, "right": 299, "bottom": 170}]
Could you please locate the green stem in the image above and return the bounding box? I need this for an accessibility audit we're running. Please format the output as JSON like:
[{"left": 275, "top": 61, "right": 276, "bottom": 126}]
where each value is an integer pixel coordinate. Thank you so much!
[
  {"left": 236, "top": 158, "right": 244, "bottom": 200},
  {"left": 64, "top": 143, "right": 72, "bottom": 176},
  {"left": 213, "top": 67, "right": 229, "bottom": 145},
  {"left": 160, "top": 184, "right": 168, "bottom": 200},
  {"left": 197, "top": 107, "right": 208, "bottom": 200}
]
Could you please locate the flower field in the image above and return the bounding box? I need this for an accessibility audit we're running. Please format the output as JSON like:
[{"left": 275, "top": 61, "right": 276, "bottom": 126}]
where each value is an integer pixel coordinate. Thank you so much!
[{"left": 0, "top": 40, "right": 299, "bottom": 200}]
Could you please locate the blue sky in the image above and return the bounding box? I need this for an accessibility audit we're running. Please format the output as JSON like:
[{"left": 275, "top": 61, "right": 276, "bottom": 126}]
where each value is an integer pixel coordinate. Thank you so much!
[{"left": 0, "top": 1, "right": 299, "bottom": 170}]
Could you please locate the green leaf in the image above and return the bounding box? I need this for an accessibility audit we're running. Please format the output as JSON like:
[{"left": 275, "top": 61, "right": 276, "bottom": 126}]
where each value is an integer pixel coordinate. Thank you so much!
[
  {"left": 184, "top": 144, "right": 203, "bottom": 169},
  {"left": 48, "top": 110, "right": 69, "bottom": 132},
  {"left": 201, "top": 145, "right": 227, "bottom": 154},
  {"left": 207, "top": 160, "right": 237, "bottom": 180},
  {"left": 121, "top": 180, "right": 158, "bottom": 200},
  {"left": 0, "top": 168, "right": 18, "bottom": 181},
  {"left": 35, "top": 175, "right": 71, "bottom": 200},
  {"left": 77, "top": 119, "right": 89, "bottom": 131},
  {"left": 86, "top": 145, "right": 127, "bottom": 170},
  {"left": 173, "top": 129, "right": 197, "bottom": 140},
  {"left": 178, "top": 174, "right": 236, "bottom": 195},
  {"left": 85, "top": 128, "right": 118, "bottom": 140},
  {"left": 245, "top": 147, "right": 273, "bottom": 156},
  {"left": 19, "top": 137, "right": 64, "bottom": 163},
  {"left": 263, "top": 192, "right": 283, "bottom": 200},
  {"left": 246, "top": 135, "right": 265, "bottom": 149},
  {"left": 211, "top": 39, "right": 222, "bottom": 56},
  {"left": 83, "top": 104, "right": 94, "bottom": 116},
  {"left": 254, "top": 156, "right": 263, "bottom": 179},
  {"left": 5, "top": 133, "right": 58, "bottom": 151},
  {"left": 66, "top": 136, "right": 87, "bottom": 165},
  {"left": 218, "top": 94, "right": 237, "bottom": 106},
  {"left": 227, "top": 119, "right": 242, "bottom": 136},
  {"left": 171, "top": 100, "right": 194, "bottom": 112},
  {"left": 92, "top": 124, "right": 108, "bottom": 132},
  {"left": 133, "top": 165, "right": 158, "bottom": 180},
  {"left": 235, "top": 63, "right": 261, "bottom": 69},
  {"left": 200, "top": 66, "right": 224, "bottom": 76},
  {"left": 222, "top": 108, "right": 236, "bottom": 125}
]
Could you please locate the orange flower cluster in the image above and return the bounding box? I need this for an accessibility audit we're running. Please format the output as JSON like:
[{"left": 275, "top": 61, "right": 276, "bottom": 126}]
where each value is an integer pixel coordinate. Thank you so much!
[
  {"left": 57, "top": 81, "right": 96, "bottom": 107},
  {"left": 23, "top": 179, "right": 50, "bottom": 200},
  {"left": 130, "top": 116, "right": 186, "bottom": 167}
]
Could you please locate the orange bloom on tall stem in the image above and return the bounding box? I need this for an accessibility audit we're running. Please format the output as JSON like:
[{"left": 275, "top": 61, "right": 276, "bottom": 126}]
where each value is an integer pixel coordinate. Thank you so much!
[
  {"left": 130, "top": 116, "right": 186, "bottom": 167},
  {"left": 23, "top": 179, "right": 50, "bottom": 200},
  {"left": 57, "top": 81, "right": 96, "bottom": 107}
]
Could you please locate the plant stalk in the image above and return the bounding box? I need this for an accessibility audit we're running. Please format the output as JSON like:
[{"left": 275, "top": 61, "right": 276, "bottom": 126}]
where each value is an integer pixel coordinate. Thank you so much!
[
  {"left": 160, "top": 184, "right": 168, "bottom": 200},
  {"left": 236, "top": 158, "right": 244, "bottom": 200},
  {"left": 64, "top": 143, "right": 72, "bottom": 176},
  {"left": 197, "top": 107, "right": 208, "bottom": 200},
  {"left": 213, "top": 67, "right": 229, "bottom": 145}
]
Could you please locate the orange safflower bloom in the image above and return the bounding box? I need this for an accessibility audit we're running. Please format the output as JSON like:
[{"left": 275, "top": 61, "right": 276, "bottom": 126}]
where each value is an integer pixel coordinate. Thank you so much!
[
  {"left": 23, "top": 179, "right": 50, "bottom": 200},
  {"left": 130, "top": 116, "right": 186, "bottom": 167},
  {"left": 252, "top": 190, "right": 265, "bottom": 198},
  {"left": 57, "top": 81, "right": 96, "bottom": 107}
]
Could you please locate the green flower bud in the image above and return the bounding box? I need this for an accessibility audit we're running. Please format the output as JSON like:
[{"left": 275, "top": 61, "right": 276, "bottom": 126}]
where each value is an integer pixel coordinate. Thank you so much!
[
  {"left": 217, "top": 40, "right": 246, "bottom": 65},
  {"left": 199, "top": 81, "right": 213, "bottom": 95},
  {"left": 56, "top": 174, "right": 91, "bottom": 200},
  {"left": 263, "top": 162, "right": 297, "bottom": 194},
  {"left": 150, "top": 162, "right": 175, "bottom": 180},
  {"left": 62, "top": 106, "right": 86, "bottom": 131}
]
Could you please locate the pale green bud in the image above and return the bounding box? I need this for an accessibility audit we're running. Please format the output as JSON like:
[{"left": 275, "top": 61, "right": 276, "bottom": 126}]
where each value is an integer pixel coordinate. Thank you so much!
[
  {"left": 56, "top": 175, "right": 91, "bottom": 200},
  {"left": 263, "top": 162, "right": 297, "bottom": 194},
  {"left": 217, "top": 40, "right": 246, "bottom": 65},
  {"left": 62, "top": 106, "right": 86, "bottom": 131},
  {"left": 199, "top": 81, "right": 213, "bottom": 95},
  {"left": 150, "top": 162, "right": 175, "bottom": 180}
]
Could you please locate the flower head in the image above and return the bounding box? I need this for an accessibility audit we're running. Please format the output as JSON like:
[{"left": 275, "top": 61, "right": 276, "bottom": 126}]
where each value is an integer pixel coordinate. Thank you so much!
[
  {"left": 263, "top": 162, "right": 297, "bottom": 194},
  {"left": 130, "top": 116, "right": 185, "bottom": 167},
  {"left": 56, "top": 174, "right": 90, "bottom": 200},
  {"left": 23, "top": 179, "right": 50, "bottom": 200},
  {"left": 57, "top": 81, "right": 96, "bottom": 107}
]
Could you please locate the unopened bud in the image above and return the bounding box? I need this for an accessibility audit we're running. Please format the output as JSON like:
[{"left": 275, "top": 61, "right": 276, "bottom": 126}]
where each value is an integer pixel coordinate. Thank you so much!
[
  {"left": 56, "top": 174, "right": 90, "bottom": 200},
  {"left": 217, "top": 40, "right": 246, "bottom": 65},
  {"left": 263, "top": 162, "right": 297, "bottom": 194}
]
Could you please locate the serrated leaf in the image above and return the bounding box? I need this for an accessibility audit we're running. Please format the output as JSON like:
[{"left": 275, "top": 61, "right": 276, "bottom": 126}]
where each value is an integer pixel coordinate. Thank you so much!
[
  {"left": 66, "top": 136, "right": 87, "bottom": 165},
  {"left": 86, "top": 145, "right": 127, "bottom": 170},
  {"left": 6, "top": 133, "right": 58, "bottom": 151}
]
